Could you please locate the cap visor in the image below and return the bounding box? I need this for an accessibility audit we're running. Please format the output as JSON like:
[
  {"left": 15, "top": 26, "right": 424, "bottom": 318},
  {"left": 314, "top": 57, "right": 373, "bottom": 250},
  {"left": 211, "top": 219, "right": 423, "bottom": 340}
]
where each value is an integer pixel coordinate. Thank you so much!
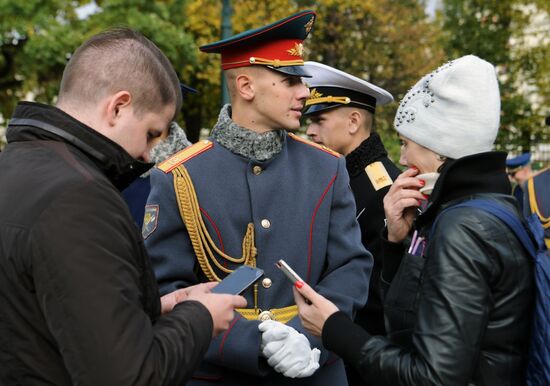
[
  {"left": 268, "top": 65, "right": 312, "bottom": 78},
  {"left": 303, "top": 103, "right": 340, "bottom": 116}
]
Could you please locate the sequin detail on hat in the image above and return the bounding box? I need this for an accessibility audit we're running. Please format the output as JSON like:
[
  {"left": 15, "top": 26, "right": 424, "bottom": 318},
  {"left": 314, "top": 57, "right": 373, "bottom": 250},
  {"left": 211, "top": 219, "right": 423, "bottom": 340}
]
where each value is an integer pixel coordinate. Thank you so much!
[{"left": 395, "top": 60, "right": 454, "bottom": 127}]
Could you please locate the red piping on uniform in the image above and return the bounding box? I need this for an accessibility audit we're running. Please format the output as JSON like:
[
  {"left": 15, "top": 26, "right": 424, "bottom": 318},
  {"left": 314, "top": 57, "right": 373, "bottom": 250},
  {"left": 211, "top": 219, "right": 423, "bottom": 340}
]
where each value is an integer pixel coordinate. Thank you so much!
[
  {"left": 308, "top": 174, "right": 337, "bottom": 282},
  {"left": 219, "top": 314, "right": 242, "bottom": 362},
  {"left": 200, "top": 207, "right": 225, "bottom": 253}
]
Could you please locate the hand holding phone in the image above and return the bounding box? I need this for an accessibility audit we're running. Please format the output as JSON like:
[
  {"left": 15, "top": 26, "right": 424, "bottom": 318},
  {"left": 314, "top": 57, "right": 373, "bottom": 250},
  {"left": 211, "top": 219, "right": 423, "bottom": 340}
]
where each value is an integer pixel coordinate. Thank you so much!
[
  {"left": 276, "top": 259, "right": 311, "bottom": 304},
  {"left": 212, "top": 265, "right": 264, "bottom": 295}
]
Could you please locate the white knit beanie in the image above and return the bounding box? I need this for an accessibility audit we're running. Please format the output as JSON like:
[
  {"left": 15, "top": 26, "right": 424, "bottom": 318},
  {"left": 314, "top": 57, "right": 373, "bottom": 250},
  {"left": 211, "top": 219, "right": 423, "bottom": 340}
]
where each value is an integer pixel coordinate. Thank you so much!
[{"left": 394, "top": 55, "right": 500, "bottom": 159}]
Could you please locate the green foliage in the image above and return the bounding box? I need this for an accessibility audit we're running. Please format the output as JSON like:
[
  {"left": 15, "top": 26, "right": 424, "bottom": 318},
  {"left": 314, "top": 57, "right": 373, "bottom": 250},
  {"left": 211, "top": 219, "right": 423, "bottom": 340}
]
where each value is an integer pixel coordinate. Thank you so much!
[
  {"left": 0, "top": 0, "right": 196, "bottom": 148},
  {"left": 439, "top": 0, "right": 550, "bottom": 158},
  {"left": 1, "top": 0, "right": 547, "bottom": 162}
]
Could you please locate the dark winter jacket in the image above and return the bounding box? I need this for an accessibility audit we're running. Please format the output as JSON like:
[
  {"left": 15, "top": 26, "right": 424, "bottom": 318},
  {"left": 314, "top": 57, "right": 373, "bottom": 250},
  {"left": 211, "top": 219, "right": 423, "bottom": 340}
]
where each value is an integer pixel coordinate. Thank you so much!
[
  {"left": 322, "top": 151, "right": 534, "bottom": 386},
  {"left": 0, "top": 102, "right": 213, "bottom": 385}
]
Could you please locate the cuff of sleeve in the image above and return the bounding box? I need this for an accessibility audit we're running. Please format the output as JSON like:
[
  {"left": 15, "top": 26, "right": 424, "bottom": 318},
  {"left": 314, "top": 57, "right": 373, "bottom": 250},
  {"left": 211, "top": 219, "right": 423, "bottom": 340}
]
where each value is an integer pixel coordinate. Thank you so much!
[
  {"left": 174, "top": 300, "right": 213, "bottom": 341},
  {"left": 322, "top": 311, "right": 371, "bottom": 367},
  {"left": 380, "top": 229, "right": 406, "bottom": 283}
]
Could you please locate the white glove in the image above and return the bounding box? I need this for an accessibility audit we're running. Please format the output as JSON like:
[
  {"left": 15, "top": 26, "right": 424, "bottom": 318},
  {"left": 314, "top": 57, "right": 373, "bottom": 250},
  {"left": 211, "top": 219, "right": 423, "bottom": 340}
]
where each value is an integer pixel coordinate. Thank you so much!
[
  {"left": 259, "top": 320, "right": 292, "bottom": 351},
  {"left": 258, "top": 320, "right": 320, "bottom": 378}
]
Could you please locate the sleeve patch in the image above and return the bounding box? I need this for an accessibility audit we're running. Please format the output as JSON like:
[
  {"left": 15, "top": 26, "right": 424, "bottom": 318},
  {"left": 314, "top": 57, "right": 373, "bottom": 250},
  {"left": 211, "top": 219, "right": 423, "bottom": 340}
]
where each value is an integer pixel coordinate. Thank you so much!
[
  {"left": 142, "top": 205, "right": 159, "bottom": 239},
  {"left": 365, "top": 161, "right": 393, "bottom": 191}
]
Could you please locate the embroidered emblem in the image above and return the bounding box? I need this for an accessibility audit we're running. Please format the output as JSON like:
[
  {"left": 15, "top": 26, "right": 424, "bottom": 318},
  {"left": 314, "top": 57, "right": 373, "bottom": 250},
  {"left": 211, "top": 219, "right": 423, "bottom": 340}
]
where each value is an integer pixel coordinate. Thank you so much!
[
  {"left": 157, "top": 140, "right": 213, "bottom": 173},
  {"left": 309, "top": 88, "right": 323, "bottom": 99},
  {"left": 286, "top": 43, "right": 304, "bottom": 57},
  {"left": 142, "top": 205, "right": 159, "bottom": 239},
  {"left": 365, "top": 161, "right": 393, "bottom": 191},
  {"left": 304, "top": 16, "right": 315, "bottom": 33}
]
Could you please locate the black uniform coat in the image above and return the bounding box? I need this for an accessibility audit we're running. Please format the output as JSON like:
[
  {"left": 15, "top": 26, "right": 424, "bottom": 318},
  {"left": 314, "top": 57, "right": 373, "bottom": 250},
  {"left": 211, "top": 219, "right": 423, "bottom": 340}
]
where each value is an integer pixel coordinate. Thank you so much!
[
  {"left": 346, "top": 133, "right": 401, "bottom": 337},
  {"left": 0, "top": 102, "right": 213, "bottom": 385},
  {"left": 344, "top": 133, "right": 401, "bottom": 386}
]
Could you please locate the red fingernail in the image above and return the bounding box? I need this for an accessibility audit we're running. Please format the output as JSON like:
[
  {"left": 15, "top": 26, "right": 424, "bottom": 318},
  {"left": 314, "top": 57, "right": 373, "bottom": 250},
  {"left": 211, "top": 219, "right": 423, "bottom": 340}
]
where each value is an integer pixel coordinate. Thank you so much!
[
  {"left": 295, "top": 281, "right": 304, "bottom": 289},
  {"left": 423, "top": 194, "right": 429, "bottom": 199},
  {"left": 417, "top": 199, "right": 422, "bottom": 205},
  {"left": 419, "top": 179, "right": 426, "bottom": 186}
]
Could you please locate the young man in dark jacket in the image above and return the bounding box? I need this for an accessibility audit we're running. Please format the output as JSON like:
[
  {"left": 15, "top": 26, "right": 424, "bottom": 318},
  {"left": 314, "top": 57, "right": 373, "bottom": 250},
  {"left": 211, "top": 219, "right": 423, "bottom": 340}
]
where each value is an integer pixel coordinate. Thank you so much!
[{"left": 0, "top": 28, "right": 245, "bottom": 385}]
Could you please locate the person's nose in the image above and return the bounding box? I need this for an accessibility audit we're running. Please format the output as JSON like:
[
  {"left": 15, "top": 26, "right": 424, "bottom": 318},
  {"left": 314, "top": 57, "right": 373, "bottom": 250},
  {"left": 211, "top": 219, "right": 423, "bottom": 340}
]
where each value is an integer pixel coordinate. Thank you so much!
[
  {"left": 297, "top": 83, "right": 310, "bottom": 100},
  {"left": 399, "top": 152, "right": 407, "bottom": 167},
  {"left": 306, "top": 124, "right": 317, "bottom": 139}
]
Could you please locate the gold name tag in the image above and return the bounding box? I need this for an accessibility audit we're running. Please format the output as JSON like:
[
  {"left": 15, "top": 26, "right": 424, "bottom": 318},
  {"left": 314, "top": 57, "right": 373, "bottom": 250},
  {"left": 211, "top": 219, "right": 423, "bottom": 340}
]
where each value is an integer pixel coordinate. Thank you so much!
[{"left": 365, "top": 161, "right": 393, "bottom": 191}]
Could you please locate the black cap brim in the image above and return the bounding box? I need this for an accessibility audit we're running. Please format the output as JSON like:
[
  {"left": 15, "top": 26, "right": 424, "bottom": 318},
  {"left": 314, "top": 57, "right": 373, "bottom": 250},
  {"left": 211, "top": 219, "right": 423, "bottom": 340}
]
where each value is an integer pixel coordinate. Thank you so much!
[
  {"left": 303, "top": 103, "right": 340, "bottom": 116},
  {"left": 268, "top": 65, "right": 311, "bottom": 78}
]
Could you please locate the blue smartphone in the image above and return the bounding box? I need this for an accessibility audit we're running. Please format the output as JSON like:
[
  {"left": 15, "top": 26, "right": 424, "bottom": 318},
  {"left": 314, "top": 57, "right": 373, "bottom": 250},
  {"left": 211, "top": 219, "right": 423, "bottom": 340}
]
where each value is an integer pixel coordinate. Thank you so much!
[{"left": 211, "top": 265, "right": 264, "bottom": 295}]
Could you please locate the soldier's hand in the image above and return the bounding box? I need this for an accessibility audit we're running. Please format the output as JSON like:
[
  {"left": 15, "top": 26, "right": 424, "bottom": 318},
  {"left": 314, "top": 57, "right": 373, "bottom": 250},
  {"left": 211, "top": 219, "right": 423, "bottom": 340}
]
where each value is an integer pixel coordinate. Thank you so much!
[
  {"left": 259, "top": 320, "right": 320, "bottom": 378},
  {"left": 186, "top": 283, "right": 247, "bottom": 337},
  {"left": 383, "top": 167, "right": 425, "bottom": 243}
]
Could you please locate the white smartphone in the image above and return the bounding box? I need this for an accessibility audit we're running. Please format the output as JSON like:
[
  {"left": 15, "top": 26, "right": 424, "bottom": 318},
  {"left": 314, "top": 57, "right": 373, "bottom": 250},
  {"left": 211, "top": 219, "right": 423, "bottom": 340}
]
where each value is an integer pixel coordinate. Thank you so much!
[{"left": 275, "top": 259, "right": 304, "bottom": 284}]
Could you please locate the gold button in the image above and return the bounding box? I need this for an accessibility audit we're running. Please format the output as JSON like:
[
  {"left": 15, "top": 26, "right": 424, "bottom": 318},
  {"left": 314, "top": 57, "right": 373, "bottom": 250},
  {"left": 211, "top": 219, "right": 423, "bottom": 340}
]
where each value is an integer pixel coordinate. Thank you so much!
[
  {"left": 258, "top": 310, "right": 274, "bottom": 321},
  {"left": 262, "top": 277, "right": 272, "bottom": 288},
  {"left": 253, "top": 165, "right": 262, "bottom": 175},
  {"left": 261, "top": 219, "right": 271, "bottom": 229}
]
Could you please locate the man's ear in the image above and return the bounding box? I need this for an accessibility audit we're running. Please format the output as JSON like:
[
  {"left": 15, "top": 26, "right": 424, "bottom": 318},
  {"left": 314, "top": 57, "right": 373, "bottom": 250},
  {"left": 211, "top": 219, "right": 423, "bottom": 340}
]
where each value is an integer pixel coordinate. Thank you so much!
[
  {"left": 105, "top": 91, "right": 132, "bottom": 126},
  {"left": 348, "top": 110, "right": 362, "bottom": 135},
  {"left": 235, "top": 73, "right": 255, "bottom": 101}
]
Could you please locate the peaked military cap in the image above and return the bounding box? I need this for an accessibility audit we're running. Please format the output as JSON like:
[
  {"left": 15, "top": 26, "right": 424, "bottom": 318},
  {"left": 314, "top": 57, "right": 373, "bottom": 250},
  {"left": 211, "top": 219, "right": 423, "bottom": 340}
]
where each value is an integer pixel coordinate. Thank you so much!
[
  {"left": 200, "top": 10, "right": 316, "bottom": 77},
  {"left": 303, "top": 61, "right": 393, "bottom": 115},
  {"left": 506, "top": 152, "right": 531, "bottom": 170}
]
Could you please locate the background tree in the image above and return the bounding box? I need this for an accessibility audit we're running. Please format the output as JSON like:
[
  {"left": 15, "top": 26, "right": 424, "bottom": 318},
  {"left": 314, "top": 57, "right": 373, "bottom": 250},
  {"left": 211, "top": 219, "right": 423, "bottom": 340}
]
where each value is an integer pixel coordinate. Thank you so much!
[
  {"left": 0, "top": 0, "right": 197, "bottom": 147},
  {"left": 439, "top": 0, "right": 550, "bottom": 166},
  {"left": 2, "top": 1, "right": 547, "bottom": 165}
]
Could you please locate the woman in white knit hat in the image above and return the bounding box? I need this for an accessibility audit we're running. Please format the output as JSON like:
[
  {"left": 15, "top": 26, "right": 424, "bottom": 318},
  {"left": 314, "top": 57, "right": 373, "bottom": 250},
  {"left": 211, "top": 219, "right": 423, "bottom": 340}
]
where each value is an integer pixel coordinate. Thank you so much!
[{"left": 290, "top": 55, "right": 534, "bottom": 385}]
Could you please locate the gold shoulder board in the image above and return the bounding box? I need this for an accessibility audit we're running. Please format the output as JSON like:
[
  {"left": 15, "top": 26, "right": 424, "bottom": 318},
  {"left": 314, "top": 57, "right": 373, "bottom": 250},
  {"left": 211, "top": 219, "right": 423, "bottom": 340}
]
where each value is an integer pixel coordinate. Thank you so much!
[
  {"left": 157, "top": 140, "right": 213, "bottom": 173},
  {"left": 288, "top": 132, "right": 341, "bottom": 158},
  {"left": 365, "top": 161, "right": 393, "bottom": 191}
]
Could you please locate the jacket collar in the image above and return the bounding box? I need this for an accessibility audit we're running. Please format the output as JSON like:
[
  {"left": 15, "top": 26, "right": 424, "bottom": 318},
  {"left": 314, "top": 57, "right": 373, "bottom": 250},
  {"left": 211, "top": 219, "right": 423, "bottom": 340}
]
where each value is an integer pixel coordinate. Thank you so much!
[
  {"left": 6, "top": 101, "right": 152, "bottom": 190},
  {"left": 345, "top": 132, "right": 388, "bottom": 177},
  {"left": 210, "top": 104, "right": 284, "bottom": 161},
  {"left": 417, "top": 151, "right": 512, "bottom": 227}
]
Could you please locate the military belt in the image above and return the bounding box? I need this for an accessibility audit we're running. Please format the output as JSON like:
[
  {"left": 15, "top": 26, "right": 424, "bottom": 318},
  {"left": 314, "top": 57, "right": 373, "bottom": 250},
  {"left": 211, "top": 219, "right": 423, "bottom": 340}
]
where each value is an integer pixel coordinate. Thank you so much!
[{"left": 236, "top": 305, "right": 298, "bottom": 323}]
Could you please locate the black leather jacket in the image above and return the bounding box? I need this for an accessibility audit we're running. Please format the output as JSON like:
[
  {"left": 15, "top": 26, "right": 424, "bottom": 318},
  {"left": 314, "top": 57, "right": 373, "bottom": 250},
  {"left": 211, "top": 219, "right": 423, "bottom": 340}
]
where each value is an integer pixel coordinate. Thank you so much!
[{"left": 323, "top": 152, "right": 534, "bottom": 386}]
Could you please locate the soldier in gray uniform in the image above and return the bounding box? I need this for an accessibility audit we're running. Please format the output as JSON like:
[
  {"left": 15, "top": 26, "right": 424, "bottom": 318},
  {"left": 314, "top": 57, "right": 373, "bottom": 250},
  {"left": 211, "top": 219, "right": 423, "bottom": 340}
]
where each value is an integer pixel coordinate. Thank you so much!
[
  {"left": 303, "top": 62, "right": 401, "bottom": 386},
  {"left": 143, "top": 10, "right": 372, "bottom": 386}
]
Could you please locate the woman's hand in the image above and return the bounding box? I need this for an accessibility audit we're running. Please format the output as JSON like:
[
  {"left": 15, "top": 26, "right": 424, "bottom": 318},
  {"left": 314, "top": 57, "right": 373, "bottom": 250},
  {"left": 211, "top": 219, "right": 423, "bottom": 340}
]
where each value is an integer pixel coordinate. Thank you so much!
[
  {"left": 293, "top": 281, "right": 339, "bottom": 337},
  {"left": 383, "top": 167, "right": 425, "bottom": 243}
]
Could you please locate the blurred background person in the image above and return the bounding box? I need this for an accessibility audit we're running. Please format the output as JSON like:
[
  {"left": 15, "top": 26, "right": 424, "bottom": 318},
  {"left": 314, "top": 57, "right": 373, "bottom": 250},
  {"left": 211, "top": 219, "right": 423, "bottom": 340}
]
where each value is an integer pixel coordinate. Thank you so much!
[
  {"left": 122, "top": 119, "right": 192, "bottom": 228},
  {"left": 522, "top": 116, "right": 550, "bottom": 248},
  {"left": 506, "top": 152, "right": 534, "bottom": 211}
]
